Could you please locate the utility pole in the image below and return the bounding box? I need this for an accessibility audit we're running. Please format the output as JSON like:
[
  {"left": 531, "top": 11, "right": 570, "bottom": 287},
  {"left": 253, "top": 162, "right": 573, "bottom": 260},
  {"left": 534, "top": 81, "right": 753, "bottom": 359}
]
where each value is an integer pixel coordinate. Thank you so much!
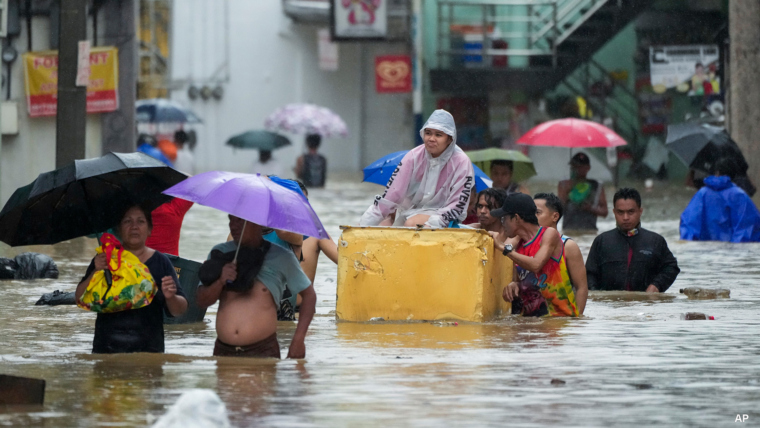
[
  {"left": 55, "top": 0, "right": 88, "bottom": 167},
  {"left": 101, "top": 0, "right": 137, "bottom": 154},
  {"left": 728, "top": 1, "right": 760, "bottom": 204}
]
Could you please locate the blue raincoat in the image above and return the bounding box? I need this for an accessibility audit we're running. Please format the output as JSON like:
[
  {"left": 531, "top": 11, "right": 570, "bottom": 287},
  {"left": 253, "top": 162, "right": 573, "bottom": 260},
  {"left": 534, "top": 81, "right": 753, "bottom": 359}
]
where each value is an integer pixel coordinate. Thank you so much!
[{"left": 680, "top": 175, "right": 760, "bottom": 242}]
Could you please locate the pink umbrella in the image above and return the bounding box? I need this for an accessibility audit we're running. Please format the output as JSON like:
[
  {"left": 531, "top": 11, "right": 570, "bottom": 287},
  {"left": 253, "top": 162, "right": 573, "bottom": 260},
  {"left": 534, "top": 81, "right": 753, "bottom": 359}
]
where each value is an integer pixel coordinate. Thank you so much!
[
  {"left": 517, "top": 118, "right": 627, "bottom": 148},
  {"left": 265, "top": 103, "right": 348, "bottom": 138}
]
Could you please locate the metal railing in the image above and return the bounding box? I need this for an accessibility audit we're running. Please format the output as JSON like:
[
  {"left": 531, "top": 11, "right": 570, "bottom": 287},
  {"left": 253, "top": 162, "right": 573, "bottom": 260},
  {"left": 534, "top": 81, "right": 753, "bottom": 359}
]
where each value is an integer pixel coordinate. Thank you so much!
[
  {"left": 435, "top": 0, "right": 609, "bottom": 69},
  {"left": 556, "top": 57, "right": 639, "bottom": 145}
]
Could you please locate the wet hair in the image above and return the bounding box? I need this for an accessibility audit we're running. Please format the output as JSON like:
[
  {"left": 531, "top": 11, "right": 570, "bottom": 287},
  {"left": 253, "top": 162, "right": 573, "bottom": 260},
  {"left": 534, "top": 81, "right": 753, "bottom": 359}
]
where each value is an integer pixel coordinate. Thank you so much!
[
  {"left": 506, "top": 211, "right": 538, "bottom": 225},
  {"left": 490, "top": 160, "right": 514, "bottom": 172},
  {"left": 712, "top": 157, "right": 739, "bottom": 179},
  {"left": 306, "top": 134, "right": 322, "bottom": 149},
  {"left": 613, "top": 187, "right": 641, "bottom": 208},
  {"left": 294, "top": 179, "right": 308, "bottom": 197},
  {"left": 534, "top": 192, "right": 563, "bottom": 221},
  {"left": 477, "top": 188, "right": 507, "bottom": 210},
  {"left": 137, "top": 133, "right": 157, "bottom": 147},
  {"left": 115, "top": 204, "right": 153, "bottom": 235},
  {"left": 174, "top": 130, "right": 189, "bottom": 144}
]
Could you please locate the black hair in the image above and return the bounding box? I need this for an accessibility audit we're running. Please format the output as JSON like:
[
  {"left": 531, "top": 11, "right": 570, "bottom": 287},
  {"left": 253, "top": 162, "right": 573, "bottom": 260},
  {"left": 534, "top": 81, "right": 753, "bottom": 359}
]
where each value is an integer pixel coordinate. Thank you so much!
[
  {"left": 507, "top": 211, "right": 539, "bottom": 225},
  {"left": 712, "top": 157, "right": 739, "bottom": 179},
  {"left": 294, "top": 179, "right": 308, "bottom": 197},
  {"left": 477, "top": 188, "right": 507, "bottom": 210},
  {"left": 174, "top": 130, "right": 189, "bottom": 144},
  {"left": 613, "top": 187, "right": 641, "bottom": 208},
  {"left": 534, "top": 192, "right": 563, "bottom": 221},
  {"left": 137, "top": 133, "right": 157, "bottom": 147},
  {"left": 306, "top": 134, "right": 322, "bottom": 149},
  {"left": 490, "top": 160, "right": 514, "bottom": 172},
  {"left": 115, "top": 204, "right": 154, "bottom": 234}
]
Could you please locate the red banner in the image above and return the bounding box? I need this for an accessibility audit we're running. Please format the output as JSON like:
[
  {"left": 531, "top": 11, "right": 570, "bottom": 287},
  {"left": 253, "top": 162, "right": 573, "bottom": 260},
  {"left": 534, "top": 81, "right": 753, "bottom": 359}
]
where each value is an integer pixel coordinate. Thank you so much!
[{"left": 375, "top": 55, "right": 411, "bottom": 94}]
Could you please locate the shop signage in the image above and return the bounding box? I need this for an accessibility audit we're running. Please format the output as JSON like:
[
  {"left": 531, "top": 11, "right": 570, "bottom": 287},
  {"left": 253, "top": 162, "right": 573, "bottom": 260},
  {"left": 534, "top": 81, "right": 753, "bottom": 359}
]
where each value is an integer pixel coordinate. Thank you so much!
[
  {"left": 318, "top": 28, "right": 339, "bottom": 71},
  {"left": 331, "top": 0, "right": 387, "bottom": 40},
  {"left": 649, "top": 45, "right": 720, "bottom": 95},
  {"left": 22, "top": 46, "right": 119, "bottom": 117},
  {"left": 375, "top": 55, "right": 411, "bottom": 93}
]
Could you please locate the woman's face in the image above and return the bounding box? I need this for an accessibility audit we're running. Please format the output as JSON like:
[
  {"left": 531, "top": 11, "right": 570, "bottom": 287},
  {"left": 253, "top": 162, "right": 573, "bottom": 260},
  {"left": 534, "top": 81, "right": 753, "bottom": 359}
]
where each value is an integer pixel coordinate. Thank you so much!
[
  {"left": 423, "top": 128, "right": 453, "bottom": 158},
  {"left": 119, "top": 206, "right": 150, "bottom": 248}
]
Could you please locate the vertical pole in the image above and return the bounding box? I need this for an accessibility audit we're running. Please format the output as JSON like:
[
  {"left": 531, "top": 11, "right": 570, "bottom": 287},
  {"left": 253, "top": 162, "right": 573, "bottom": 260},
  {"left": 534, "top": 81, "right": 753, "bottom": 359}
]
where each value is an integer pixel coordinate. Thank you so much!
[
  {"left": 729, "top": 0, "right": 760, "bottom": 205},
  {"left": 55, "top": 0, "right": 87, "bottom": 168},
  {"left": 481, "top": 4, "right": 487, "bottom": 68},
  {"left": 412, "top": 0, "right": 423, "bottom": 145},
  {"left": 551, "top": 1, "right": 557, "bottom": 69},
  {"left": 101, "top": 0, "right": 137, "bottom": 154}
]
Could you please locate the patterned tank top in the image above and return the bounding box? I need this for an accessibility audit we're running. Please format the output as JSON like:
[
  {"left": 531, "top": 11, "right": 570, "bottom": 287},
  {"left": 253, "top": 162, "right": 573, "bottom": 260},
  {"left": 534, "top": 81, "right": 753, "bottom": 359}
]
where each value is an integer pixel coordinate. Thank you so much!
[{"left": 513, "top": 227, "right": 579, "bottom": 317}]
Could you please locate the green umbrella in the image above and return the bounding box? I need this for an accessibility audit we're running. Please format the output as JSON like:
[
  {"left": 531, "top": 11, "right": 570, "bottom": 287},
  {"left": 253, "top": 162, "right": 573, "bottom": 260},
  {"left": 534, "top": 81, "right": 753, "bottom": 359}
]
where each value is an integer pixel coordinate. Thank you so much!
[
  {"left": 226, "top": 130, "right": 291, "bottom": 151},
  {"left": 465, "top": 148, "right": 537, "bottom": 183}
]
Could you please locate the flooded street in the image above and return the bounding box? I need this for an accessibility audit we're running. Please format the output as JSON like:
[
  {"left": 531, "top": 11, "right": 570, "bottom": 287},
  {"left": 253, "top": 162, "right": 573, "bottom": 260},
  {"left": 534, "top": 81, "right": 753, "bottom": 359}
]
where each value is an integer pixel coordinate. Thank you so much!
[{"left": 2, "top": 177, "right": 760, "bottom": 427}]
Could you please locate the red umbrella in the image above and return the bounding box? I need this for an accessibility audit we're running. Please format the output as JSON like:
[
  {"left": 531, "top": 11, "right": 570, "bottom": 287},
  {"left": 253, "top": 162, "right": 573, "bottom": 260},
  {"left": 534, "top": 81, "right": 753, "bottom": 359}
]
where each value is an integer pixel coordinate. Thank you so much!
[{"left": 517, "top": 118, "right": 627, "bottom": 148}]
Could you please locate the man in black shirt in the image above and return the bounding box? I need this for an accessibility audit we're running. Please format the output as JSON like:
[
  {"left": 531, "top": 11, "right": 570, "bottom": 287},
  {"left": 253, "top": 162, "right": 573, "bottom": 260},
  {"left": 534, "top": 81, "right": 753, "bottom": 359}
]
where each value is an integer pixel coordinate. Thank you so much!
[{"left": 586, "top": 187, "right": 680, "bottom": 292}]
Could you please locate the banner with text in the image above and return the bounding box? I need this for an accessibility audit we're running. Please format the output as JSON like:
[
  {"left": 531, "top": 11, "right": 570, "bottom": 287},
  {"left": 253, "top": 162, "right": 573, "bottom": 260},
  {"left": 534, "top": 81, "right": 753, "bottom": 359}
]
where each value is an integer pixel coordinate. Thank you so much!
[
  {"left": 375, "top": 55, "right": 411, "bottom": 93},
  {"left": 23, "top": 46, "right": 119, "bottom": 117}
]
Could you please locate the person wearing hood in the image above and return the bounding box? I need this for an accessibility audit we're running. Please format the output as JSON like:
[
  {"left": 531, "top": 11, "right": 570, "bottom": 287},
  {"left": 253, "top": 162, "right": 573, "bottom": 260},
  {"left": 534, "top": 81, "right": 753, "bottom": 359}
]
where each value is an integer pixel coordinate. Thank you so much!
[
  {"left": 359, "top": 110, "right": 475, "bottom": 228},
  {"left": 680, "top": 158, "right": 760, "bottom": 243}
]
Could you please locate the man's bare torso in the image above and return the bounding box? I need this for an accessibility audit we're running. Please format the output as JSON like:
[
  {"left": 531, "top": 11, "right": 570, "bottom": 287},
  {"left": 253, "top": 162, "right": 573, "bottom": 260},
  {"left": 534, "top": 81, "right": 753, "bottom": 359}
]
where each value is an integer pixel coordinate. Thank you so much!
[{"left": 216, "top": 280, "right": 278, "bottom": 345}]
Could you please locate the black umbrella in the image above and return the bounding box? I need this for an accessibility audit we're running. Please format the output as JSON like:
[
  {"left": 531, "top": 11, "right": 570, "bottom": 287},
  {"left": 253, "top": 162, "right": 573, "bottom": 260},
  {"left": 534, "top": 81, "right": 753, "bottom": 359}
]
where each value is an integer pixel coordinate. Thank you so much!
[
  {"left": 225, "top": 130, "right": 291, "bottom": 151},
  {"left": 666, "top": 123, "right": 748, "bottom": 174},
  {"left": 0, "top": 152, "right": 188, "bottom": 246}
]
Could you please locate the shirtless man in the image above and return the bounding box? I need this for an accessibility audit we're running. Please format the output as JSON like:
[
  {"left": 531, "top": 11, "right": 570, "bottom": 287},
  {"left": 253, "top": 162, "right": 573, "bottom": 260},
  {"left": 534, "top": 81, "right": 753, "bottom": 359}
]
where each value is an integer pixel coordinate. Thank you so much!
[{"left": 197, "top": 215, "right": 316, "bottom": 359}]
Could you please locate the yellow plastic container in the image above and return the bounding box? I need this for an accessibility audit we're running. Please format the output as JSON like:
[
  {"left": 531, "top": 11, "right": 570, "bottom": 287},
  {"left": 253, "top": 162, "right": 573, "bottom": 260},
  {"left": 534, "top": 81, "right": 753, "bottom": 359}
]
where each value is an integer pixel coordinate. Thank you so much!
[{"left": 336, "top": 226, "right": 513, "bottom": 322}]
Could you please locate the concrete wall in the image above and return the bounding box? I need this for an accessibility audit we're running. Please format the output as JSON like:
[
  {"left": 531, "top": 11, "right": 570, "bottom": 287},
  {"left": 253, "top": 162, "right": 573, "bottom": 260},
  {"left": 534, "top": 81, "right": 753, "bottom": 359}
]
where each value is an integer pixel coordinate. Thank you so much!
[
  {"left": 1, "top": 16, "right": 102, "bottom": 206},
  {"left": 170, "top": 0, "right": 412, "bottom": 176}
]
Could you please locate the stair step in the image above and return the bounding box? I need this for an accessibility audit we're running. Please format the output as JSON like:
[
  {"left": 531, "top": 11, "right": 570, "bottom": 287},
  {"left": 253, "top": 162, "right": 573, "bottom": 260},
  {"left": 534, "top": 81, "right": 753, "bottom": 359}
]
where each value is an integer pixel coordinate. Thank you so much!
[{"left": 562, "top": 35, "right": 598, "bottom": 45}]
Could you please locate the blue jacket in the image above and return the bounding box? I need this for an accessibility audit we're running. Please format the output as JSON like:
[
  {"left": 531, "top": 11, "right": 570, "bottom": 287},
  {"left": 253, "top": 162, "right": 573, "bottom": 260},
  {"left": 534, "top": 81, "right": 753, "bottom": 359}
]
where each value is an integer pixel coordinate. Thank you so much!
[
  {"left": 680, "top": 175, "right": 760, "bottom": 242},
  {"left": 137, "top": 143, "right": 173, "bottom": 166}
]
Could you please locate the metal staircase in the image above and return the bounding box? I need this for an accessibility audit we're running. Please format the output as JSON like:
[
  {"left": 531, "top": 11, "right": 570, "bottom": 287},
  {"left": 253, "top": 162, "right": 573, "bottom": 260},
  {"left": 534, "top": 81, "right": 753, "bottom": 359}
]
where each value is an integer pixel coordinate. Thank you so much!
[{"left": 553, "top": 57, "right": 640, "bottom": 145}]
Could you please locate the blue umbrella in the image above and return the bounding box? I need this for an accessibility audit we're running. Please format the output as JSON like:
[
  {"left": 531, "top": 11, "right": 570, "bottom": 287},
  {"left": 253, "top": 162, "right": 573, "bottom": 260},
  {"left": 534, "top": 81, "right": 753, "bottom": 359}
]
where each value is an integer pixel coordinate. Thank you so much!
[
  {"left": 136, "top": 99, "right": 202, "bottom": 124},
  {"left": 363, "top": 150, "right": 492, "bottom": 192}
]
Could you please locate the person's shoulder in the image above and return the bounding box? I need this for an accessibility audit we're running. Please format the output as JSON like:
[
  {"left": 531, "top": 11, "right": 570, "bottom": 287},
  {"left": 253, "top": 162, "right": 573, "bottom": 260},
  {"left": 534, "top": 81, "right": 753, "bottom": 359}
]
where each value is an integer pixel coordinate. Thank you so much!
[
  {"left": 593, "top": 229, "right": 616, "bottom": 242},
  {"left": 265, "top": 242, "right": 298, "bottom": 260},
  {"left": 450, "top": 149, "right": 471, "bottom": 162},
  {"left": 639, "top": 227, "right": 666, "bottom": 241},
  {"left": 211, "top": 241, "right": 236, "bottom": 253}
]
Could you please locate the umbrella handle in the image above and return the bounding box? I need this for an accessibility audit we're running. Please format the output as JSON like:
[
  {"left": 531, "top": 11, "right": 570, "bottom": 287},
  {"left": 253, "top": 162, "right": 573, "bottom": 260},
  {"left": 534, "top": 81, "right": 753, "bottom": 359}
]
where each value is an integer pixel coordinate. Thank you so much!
[
  {"left": 226, "top": 221, "right": 245, "bottom": 286},
  {"left": 96, "top": 234, "right": 114, "bottom": 288}
]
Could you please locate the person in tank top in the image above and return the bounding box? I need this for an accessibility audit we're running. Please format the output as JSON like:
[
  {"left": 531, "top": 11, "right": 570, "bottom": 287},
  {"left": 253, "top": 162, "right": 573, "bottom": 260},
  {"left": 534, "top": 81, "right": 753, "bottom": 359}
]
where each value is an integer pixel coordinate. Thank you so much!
[
  {"left": 533, "top": 192, "right": 587, "bottom": 315},
  {"left": 489, "top": 193, "right": 579, "bottom": 317},
  {"left": 558, "top": 153, "right": 608, "bottom": 232}
]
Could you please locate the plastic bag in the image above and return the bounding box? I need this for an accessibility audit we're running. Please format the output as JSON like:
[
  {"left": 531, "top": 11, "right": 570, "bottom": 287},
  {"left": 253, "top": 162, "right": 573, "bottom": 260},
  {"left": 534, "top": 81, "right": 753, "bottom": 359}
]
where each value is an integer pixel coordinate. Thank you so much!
[
  {"left": 14, "top": 253, "right": 59, "bottom": 279},
  {"left": 77, "top": 233, "right": 156, "bottom": 313}
]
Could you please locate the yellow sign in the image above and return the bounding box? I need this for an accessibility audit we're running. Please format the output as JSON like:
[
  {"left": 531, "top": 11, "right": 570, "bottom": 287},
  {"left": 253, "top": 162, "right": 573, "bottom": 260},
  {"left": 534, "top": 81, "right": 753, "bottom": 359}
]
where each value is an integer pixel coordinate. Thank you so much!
[{"left": 22, "top": 47, "right": 119, "bottom": 117}]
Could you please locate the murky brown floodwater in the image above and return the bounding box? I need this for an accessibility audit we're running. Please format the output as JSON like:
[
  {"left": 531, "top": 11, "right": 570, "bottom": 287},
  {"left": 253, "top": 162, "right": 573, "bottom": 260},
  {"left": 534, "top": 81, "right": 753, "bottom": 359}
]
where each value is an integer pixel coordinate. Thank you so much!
[{"left": 1, "top": 177, "right": 759, "bottom": 427}]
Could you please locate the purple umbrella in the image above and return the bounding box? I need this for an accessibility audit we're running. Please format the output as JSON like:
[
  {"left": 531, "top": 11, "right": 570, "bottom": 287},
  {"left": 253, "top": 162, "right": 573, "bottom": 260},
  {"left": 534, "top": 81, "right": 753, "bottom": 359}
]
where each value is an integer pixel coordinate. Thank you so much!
[
  {"left": 163, "top": 171, "right": 329, "bottom": 241},
  {"left": 265, "top": 103, "right": 348, "bottom": 138}
]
